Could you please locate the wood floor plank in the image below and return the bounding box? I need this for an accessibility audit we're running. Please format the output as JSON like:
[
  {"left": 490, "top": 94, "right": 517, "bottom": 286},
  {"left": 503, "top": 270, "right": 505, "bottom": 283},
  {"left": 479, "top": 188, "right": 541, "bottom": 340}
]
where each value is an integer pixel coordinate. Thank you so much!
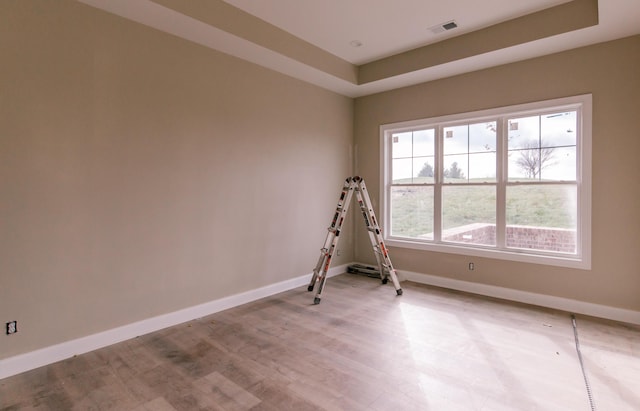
[
  {"left": 194, "top": 371, "right": 262, "bottom": 410},
  {"left": 130, "top": 397, "right": 178, "bottom": 411}
]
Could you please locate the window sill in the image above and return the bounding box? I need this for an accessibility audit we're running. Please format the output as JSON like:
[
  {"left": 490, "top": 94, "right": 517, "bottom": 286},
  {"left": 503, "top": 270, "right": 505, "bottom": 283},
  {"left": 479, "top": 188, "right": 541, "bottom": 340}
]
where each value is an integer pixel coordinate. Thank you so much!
[{"left": 385, "top": 237, "right": 591, "bottom": 270}]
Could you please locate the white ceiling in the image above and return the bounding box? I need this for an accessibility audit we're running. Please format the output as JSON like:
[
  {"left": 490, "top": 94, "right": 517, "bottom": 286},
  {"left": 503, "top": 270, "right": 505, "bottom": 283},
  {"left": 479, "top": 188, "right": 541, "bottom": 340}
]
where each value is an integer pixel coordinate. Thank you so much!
[
  {"left": 79, "top": 0, "right": 640, "bottom": 97},
  {"left": 224, "top": 0, "right": 573, "bottom": 65}
]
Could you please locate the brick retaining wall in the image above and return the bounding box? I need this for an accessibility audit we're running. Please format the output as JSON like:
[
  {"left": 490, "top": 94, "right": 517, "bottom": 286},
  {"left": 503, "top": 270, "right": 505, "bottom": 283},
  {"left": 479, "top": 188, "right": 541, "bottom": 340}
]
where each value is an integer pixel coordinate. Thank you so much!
[{"left": 442, "top": 223, "right": 576, "bottom": 253}]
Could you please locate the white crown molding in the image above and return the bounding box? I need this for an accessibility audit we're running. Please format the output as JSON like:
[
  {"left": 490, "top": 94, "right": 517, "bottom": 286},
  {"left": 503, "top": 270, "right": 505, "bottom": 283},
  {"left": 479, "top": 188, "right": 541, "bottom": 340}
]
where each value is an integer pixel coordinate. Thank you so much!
[{"left": 76, "top": 0, "right": 640, "bottom": 98}]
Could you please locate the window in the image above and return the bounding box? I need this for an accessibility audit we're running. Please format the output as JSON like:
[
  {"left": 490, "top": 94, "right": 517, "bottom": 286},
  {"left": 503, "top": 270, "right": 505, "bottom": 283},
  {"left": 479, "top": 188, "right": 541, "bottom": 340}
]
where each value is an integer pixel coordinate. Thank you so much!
[{"left": 381, "top": 95, "right": 592, "bottom": 269}]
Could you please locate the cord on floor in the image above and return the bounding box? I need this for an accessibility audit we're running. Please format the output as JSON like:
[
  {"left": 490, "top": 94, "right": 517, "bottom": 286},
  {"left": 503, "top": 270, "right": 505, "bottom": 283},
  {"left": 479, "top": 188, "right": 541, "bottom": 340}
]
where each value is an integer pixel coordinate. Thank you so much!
[{"left": 571, "top": 314, "right": 597, "bottom": 411}]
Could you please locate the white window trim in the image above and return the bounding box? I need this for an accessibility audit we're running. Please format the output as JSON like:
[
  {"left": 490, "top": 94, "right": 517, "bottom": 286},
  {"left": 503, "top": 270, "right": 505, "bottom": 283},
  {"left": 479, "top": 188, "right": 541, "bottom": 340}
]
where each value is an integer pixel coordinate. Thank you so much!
[{"left": 380, "top": 94, "right": 592, "bottom": 269}]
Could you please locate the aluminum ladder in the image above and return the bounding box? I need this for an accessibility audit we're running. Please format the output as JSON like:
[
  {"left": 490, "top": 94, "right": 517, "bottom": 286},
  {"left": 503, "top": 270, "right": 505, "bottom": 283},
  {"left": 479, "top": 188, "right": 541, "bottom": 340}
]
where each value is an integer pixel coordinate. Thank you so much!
[{"left": 307, "top": 176, "right": 403, "bottom": 304}]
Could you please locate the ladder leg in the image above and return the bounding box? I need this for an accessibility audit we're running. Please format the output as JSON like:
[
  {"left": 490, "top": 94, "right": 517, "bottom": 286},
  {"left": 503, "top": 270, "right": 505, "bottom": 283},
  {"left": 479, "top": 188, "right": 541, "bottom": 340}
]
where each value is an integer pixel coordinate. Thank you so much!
[
  {"left": 308, "top": 178, "right": 355, "bottom": 303},
  {"left": 389, "top": 270, "right": 403, "bottom": 295},
  {"left": 354, "top": 176, "right": 403, "bottom": 296},
  {"left": 308, "top": 249, "right": 328, "bottom": 292},
  {"left": 379, "top": 241, "right": 403, "bottom": 295},
  {"left": 313, "top": 258, "right": 331, "bottom": 304},
  {"left": 313, "top": 241, "right": 338, "bottom": 304}
]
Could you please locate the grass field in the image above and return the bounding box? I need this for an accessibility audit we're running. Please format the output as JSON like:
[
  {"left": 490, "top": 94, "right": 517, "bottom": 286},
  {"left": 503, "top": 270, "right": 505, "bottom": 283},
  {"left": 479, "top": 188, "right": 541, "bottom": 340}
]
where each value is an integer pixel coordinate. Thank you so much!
[{"left": 390, "top": 181, "right": 577, "bottom": 238}]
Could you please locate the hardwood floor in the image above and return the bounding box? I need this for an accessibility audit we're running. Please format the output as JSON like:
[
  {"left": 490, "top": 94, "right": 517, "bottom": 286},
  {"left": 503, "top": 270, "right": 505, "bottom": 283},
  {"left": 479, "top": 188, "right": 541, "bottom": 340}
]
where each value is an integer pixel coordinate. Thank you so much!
[{"left": 2, "top": 273, "right": 639, "bottom": 410}]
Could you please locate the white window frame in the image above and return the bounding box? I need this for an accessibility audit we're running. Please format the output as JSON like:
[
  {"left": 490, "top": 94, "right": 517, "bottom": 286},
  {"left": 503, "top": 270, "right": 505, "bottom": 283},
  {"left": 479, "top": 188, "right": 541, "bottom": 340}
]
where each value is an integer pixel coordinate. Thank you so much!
[{"left": 380, "top": 94, "right": 592, "bottom": 269}]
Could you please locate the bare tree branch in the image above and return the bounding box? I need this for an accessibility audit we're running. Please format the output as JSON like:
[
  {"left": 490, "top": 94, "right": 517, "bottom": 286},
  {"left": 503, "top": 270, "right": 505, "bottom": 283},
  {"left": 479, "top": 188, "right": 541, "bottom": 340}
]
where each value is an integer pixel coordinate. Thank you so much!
[{"left": 515, "top": 140, "right": 556, "bottom": 179}]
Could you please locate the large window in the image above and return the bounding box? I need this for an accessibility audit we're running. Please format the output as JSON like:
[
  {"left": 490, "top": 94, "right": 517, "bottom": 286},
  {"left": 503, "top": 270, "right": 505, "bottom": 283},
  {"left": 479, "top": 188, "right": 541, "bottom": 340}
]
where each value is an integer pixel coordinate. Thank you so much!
[{"left": 381, "top": 95, "right": 591, "bottom": 268}]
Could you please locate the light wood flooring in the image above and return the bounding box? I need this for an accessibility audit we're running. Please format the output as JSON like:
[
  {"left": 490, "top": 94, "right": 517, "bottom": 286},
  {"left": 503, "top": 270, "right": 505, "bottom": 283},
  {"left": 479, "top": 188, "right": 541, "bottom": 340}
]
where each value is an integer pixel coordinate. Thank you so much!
[{"left": 1, "top": 273, "right": 639, "bottom": 410}]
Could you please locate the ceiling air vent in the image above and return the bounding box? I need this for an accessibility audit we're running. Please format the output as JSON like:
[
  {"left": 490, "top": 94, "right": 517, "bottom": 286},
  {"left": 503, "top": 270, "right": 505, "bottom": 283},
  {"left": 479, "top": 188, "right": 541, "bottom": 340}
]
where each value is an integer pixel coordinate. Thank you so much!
[{"left": 428, "top": 20, "right": 458, "bottom": 34}]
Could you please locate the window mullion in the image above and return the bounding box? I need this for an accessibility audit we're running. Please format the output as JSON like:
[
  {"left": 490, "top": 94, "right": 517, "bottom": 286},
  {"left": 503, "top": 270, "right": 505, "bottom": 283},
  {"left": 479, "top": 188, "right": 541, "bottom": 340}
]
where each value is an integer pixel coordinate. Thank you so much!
[
  {"left": 496, "top": 117, "right": 507, "bottom": 248},
  {"left": 383, "top": 131, "right": 391, "bottom": 235},
  {"left": 434, "top": 125, "right": 443, "bottom": 242}
]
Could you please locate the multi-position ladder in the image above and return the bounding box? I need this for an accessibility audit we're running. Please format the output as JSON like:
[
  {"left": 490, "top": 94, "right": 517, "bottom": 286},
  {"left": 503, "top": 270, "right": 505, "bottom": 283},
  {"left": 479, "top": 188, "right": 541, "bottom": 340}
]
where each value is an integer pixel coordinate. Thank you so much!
[{"left": 308, "top": 176, "right": 403, "bottom": 304}]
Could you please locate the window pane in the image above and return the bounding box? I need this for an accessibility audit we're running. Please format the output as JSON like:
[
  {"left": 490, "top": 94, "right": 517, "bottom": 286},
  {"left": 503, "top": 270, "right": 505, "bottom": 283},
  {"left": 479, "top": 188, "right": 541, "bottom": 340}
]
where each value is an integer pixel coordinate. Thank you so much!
[
  {"left": 443, "top": 154, "right": 468, "bottom": 183},
  {"left": 508, "top": 115, "right": 540, "bottom": 181},
  {"left": 413, "top": 157, "right": 435, "bottom": 183},
  {"left": 443, "top": 125, "right": 468, "bottom": 155},
  {"left": 508, "top": 112, "right": 577, "bottom": 182},
  {"left": 442, "top": 186, "right": 496, "bottom": 246},
  {"left": 540, "top": 147, "right": 576, "bottom": 181},
  {"left": 413, "top": 129, "right": 435, "bottom": 156},
  {"left": 469, "top": 121, "right": 497, "bottom": 152},
  {"left": 506, "top": 185, "right": 577, "bottom": 254},
  {"left": 469, "top": 152, "right": 496, "bottom": 181},
  {"left": 392, "top": 129, "right": 436, "bottom": 183},
  {"left": 508, "top": 148, "right": 542, "bottom": 180},
  {"left": 541, "top": 111, "right": 577, "bottom": 147},
  {"left": 390, "top": 186, "right": 433, "bottom": 239},
  {"left": 392, "top": 158, "right": 412, "bottom": 183},
  {"left": 443, "top": 122, "right": 495, "bottom": 183},
  {"left": 392, "top": 132, "right": 412, "bottom": 158},
  {"left": 508, "top": 116, "right": 539, "bottom": 150}
]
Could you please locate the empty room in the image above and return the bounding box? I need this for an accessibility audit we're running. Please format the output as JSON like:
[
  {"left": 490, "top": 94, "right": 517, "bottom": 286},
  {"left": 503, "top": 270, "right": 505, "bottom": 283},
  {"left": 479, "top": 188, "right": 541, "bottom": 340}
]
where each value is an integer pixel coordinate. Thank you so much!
[{"left": 1, "top": 0, "right": 639, "bottom": 410}]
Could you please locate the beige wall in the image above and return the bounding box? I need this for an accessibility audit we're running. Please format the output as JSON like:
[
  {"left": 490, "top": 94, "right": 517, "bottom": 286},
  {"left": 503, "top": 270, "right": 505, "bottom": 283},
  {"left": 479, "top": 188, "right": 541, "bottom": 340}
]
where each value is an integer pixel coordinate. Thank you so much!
[
  {"left": 0, "top": 1, "right": 353, "bottom": 359},
  {"left": 2, "top": 1, "right": 638, "bottom": 364},
  {"left": 354, "top": 35, "right": 640, "bottom": 312}
]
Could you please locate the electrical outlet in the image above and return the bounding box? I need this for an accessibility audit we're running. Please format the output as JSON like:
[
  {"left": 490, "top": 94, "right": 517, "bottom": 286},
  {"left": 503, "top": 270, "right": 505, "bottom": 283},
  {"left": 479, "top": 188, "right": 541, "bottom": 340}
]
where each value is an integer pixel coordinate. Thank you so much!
[
  {"left": 6, "top": 321, "right": 17, "bottom": 335},
  {"left": 468, "top": 262, "right": 475, "bottom": 271},
  {"left": 336, "top": 249, "right": 342, "bottom": 256}
]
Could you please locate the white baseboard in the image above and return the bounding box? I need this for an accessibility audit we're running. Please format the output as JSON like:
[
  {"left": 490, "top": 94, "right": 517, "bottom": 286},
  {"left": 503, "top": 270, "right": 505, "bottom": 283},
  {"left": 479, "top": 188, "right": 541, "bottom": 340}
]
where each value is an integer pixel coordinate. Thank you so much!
[
  {"left": 0, "top": 264, "right": 348, "bottom": 380},
  {"left": 5, "top": 264, "right": 637, "bottom": 380},
  {"left": 401, "top": 269, "right": 640, "bottom": 326}
]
